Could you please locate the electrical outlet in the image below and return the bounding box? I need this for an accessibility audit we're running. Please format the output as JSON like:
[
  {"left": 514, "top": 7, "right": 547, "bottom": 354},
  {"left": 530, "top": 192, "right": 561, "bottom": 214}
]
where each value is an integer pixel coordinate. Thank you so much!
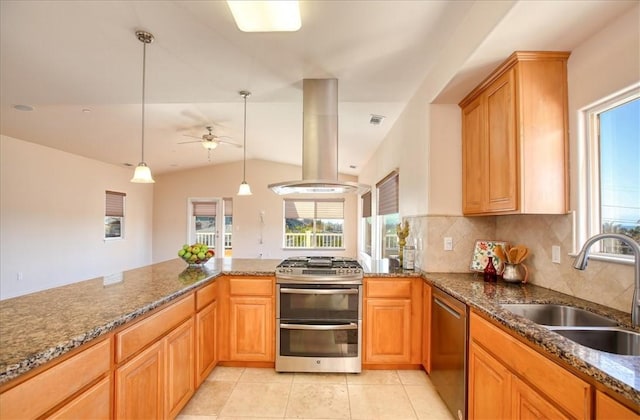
[
  {"left": 444, "top": 237, "right": 453, "bottom": 251},
  {"left": 17, "top": 272, "right": 23, "bottom": 281},
  {"left": 552, "top": 245, "right": 561, "bottom": 264}
]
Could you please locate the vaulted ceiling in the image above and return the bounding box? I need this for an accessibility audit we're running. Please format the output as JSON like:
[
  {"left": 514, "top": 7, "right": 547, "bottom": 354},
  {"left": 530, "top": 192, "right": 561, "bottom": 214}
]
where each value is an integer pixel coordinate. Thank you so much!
[{"left": 0, "top": 1, "right": 635, "bottom": 176}]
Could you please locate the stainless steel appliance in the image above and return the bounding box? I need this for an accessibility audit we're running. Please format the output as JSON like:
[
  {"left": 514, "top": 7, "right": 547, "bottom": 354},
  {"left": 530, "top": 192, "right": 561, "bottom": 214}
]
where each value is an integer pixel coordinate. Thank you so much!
[
  {"left": 275, "top": 256, "right": 363, "bottom": 373},
  {"left": 431, "top": 288, "right": 468, "bottom": 420}
]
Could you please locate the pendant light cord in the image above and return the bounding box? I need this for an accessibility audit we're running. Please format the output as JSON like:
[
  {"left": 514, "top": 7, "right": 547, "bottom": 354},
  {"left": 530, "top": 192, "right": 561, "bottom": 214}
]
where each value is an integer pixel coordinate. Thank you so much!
[
  {"left": 242, "top": 93, "right": 247, "bottom": 181},
  {"left": 140, "top": 40, "right": 147, "bottom": 163}
]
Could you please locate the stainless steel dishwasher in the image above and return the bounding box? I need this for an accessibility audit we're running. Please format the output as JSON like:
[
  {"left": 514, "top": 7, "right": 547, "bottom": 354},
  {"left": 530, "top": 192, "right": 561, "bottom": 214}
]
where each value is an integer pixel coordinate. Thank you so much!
[{"left": 431, "top": 288, "right": 468, "bottom": 420}]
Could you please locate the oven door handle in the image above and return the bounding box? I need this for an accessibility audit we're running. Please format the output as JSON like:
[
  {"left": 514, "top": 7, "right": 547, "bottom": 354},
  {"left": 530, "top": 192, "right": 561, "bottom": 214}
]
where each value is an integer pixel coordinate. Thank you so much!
[
  {"left": 280, "top": 323, "right": 358, "bottom": 331},
  {"left": 279, "top": 288, "right": 359, "bottom": 295}
]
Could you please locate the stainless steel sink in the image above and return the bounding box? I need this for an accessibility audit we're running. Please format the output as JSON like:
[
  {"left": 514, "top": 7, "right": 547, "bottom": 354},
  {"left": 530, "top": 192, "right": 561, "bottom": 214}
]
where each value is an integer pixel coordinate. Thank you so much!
[
  {"left": 501, "top": 303, "right": 618, "bottom": 327},
  {"left": 552, "top": 328, "right": 640, "bottom": 356}
]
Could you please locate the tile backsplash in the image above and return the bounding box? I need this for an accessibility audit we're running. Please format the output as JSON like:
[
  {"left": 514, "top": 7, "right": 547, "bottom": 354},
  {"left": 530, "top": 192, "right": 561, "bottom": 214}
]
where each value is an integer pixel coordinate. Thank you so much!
[{"left": 405, "top": 214, "right": 634, "bottom": 313}]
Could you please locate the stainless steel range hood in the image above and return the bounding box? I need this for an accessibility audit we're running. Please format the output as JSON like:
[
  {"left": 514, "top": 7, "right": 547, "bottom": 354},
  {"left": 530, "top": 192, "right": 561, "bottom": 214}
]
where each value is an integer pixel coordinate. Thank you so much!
[{"left": 269, "top": 79, "right": 370, "bottom": 195}]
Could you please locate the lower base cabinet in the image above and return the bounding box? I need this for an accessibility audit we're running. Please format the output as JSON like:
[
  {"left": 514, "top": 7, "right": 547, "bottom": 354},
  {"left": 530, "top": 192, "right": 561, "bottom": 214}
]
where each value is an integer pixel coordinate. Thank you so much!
[
  {"left": 115, "top": 317, "right": 195, "bottom": 419},
  {"left": 469, "top": 311, "right": 591, "bottom": 419},
  {"left": 596, "top": 390, "right": 638, "bottom": 419},
  {"left": 116, "top": 340, "right": 165, "bottom": 419}
]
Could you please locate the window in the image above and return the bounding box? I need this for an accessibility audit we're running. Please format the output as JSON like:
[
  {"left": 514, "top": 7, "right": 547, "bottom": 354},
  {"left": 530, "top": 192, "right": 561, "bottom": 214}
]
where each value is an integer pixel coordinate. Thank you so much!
[
  {"left": 192, "top": 200, "right": 217, "bottom": 251},
  {"left": 361, "top": 191, "right": 372, "bottom": 256},
  {"left": 284, "top": 199, "right": 345, "bottom": 249},
  {"left": 582, "top": 86, "right": 639, "bottom": 257},
  {"left": 105, "top": 191, "right": 125, "bottom": 239},
  {"left": 189, "top": 198, "right": 233, "bottom": 256},
  {"left": 377, "top": 170, "right": 399, "bottom": 259}
]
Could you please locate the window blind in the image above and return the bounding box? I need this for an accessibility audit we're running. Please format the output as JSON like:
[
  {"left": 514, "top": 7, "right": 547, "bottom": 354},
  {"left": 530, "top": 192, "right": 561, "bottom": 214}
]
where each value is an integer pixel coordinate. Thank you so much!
[
  {"left": 284, "top": 199, "right": 344, "bottom": 219},
  {"left": 193, "top": 201, "right": 217, "bottom": 217},
  {"left": 377, "top": 170, "right": 399, "bottom": 215},
  {"left": 105, "top": 191, "right": 125, "bottom": 217},
  {"left": 223, "top": 198, "right": 233, "bottom": 216},
  {"left": 362, "top": 191, "right": 372, "bottom": 218}
]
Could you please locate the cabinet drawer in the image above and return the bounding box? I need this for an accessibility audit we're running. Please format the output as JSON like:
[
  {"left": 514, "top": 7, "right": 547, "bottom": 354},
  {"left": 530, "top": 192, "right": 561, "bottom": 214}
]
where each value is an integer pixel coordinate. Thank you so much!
[
  {"left": 470, "top": 312, "right": 591, "bottom": 419},
  {"left": 49, "top": 376, "right": 111, "bottom": 419},
  {"left": 229, "top": 277, "right": 273, "bottom": 296},
  {"left": 0, "top": 337, "right": 111, "bottom": 419},
  {"left": 116, "top": 294, "right": 195, "bottom": 362},
  {"left": 196, "top": 281, "right": 218, "bottom": 311},
  {"left": 366, "top": 279, "right": 412, "bottom": 298}
]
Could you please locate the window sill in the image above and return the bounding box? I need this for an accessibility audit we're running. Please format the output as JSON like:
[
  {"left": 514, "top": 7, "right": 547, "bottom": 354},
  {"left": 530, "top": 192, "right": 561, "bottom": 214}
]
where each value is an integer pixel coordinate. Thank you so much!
[{"left": 282, "top": 248, "right": 346, "bottom": 251}]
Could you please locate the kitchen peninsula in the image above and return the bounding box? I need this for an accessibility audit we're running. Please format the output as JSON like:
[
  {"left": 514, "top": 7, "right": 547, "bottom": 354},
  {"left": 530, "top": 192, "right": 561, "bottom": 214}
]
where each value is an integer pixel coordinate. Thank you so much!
[{"left": 1, "top": 258, "right": 638, "bottom": 418}]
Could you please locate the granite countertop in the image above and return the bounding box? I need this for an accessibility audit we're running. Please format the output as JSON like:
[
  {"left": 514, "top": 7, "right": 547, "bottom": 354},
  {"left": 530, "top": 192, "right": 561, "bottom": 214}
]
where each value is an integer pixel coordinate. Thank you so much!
[
  {"left": 1, "top": 257, "right": 638, "bottom": 408},
  {"left": 0, "top": 258, "right": 280, "bottom": 385},
  {"left": 423, "top": 272, "right": 640, "bottom": 407}
]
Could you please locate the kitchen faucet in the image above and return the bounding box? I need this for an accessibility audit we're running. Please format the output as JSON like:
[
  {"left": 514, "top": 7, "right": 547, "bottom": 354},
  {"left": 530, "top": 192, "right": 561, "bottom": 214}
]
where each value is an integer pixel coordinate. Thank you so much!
[{"left": 573, "top": 233, "right": 640, "bottom": 326}]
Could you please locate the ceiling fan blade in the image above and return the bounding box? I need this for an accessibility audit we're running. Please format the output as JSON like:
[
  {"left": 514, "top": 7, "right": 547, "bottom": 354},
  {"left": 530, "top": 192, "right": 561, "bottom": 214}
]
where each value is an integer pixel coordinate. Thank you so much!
[
  {"left": 182, "top": 134, "right": 203, "bottom": 140},
  {"left": 177, "top": 140, "right": 203, "bottom": 145},
  {"left": 217, "top": 139, "right": 243, "bottom": 148}
]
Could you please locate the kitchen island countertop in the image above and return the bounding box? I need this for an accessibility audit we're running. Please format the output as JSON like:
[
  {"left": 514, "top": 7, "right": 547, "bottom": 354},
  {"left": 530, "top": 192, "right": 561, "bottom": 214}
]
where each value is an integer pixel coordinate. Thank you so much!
[{"left": 1, "top": 258, "right": 638, "bottom": 409}]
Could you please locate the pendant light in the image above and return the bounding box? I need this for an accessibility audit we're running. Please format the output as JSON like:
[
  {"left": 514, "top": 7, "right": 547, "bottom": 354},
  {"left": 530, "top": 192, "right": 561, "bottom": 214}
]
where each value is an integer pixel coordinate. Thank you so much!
[
  {"left": 237, "top": 90, "right": 252, "bottom": 196},
  {"left": 130, "top": 30, "right": 155, "bottom": 183}
]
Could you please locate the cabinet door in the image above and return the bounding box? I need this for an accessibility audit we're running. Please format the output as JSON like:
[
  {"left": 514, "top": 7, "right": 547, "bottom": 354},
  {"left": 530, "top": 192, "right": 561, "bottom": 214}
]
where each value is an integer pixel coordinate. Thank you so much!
[
  {"left": 485, "top": 68, "right": 517, "bottom": 212},
  {"left": 422, "top": 283, "right": 431, "bottom": 372},
  {"left": 196, "top": 300, "right": 218, "bottom": 385},
  {"left": 596, "top": 390, "right": 638, "bottom": 419},
  {"left": 512, "top": 377, "right": 569, "bottom": 419},
  {"left": 468, "top": 341, "right": 511, "bottom": 420},
  {"left": 461, "top": 94, "right": 487, "bottom": 214},
  {"left": 48, "top": 376, "right": 111, "bottom": 420},
  {"left": 115, "top": 340, "right": 164, "bottom": 419},
  {"left": 229, "top": 296, "right": 274, "bottom": 361},
  {"left": 364, "top": 298, "right": 411, "bottom": 363},
  {"left": 166, "top": 318, "right": 195, "bottom": 419}
]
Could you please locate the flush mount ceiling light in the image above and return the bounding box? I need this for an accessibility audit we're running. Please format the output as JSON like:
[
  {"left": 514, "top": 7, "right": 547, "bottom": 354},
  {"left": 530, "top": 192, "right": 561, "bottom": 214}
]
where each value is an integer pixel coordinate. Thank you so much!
[
  {"left": 130, "top": 30, "right": 155, "bottom": 184},
  {"left": 237, "top": 90, "right": 252, "bottom": 196},
  {"left": 227, "top": 0, "right": 301, "bottom": 32}
]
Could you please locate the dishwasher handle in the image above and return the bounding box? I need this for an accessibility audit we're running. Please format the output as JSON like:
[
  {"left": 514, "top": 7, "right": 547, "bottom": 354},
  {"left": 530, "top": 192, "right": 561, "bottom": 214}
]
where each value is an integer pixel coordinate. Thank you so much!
[{"left": 434, "top": 296, "right": 462, "bottom": 319}]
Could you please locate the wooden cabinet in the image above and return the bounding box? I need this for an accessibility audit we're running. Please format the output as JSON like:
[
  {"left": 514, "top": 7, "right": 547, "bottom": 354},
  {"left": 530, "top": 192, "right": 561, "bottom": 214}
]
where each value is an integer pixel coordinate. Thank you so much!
[
  {"left": 459, "top": 51, "right": 570, "bottom": 215},
  {"left": 0, "top": 337, "right": 112, "bottom": 419},
  {"left": 220, "top": 276, "right": 275, "bottom": 363},
  {"left": 363, "top": 277, "right": 422, "bottom": 367},
  {"left": 468, "top": 340, "right": 512, "bottom": 419},
  {"left": 421, "top": 282, "right": 431, "bottom": 372},
  {"left": 115, "top": 339, "right": 165, "bottom": 419},
  {"left": 196, "top": 281, "right": 219, "bottom": 385},
  {"left": 469, "top": 311, "right": 591, "bottom": 419},
  {"left": 595, "top": 390, "right": 639, "bottom": 419},
  {"left": 115, "top": 294, "right": 196, "bottom": 419},
  {"left": 165, "top": 319, "right": 195, "bottom": 418}
]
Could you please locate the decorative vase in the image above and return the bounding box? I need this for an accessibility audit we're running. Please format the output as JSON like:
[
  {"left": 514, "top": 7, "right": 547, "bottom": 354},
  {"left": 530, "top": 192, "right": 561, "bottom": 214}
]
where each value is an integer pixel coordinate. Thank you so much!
[{"left": 483, "top": 257, "right": 497, "bottom": 282}]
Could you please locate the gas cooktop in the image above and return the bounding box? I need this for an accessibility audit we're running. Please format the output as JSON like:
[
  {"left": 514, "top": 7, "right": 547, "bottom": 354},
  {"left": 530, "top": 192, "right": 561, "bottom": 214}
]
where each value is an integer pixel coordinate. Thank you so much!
[{"left": 276, "top": 257, "right": 363, "bottom": 284}]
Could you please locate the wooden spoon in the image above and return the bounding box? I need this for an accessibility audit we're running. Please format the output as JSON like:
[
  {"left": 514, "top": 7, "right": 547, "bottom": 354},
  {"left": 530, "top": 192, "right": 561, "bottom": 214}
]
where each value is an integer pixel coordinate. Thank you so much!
[{"left": 494, "top": 245, "right": 507, "bottom": 264}]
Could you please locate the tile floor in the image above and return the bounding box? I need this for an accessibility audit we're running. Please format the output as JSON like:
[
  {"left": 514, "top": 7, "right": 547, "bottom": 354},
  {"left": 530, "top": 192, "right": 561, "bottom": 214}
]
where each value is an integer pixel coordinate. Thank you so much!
[{"left": 178, "top": 366, "right": 455, "bottom": 420}]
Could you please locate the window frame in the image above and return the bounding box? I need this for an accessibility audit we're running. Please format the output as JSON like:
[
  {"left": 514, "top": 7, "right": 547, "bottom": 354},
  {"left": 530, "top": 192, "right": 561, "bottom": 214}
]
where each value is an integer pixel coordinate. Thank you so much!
[
  {"left": 104, "top": 190, "right": 125, "bottom": 240},
  {"left": 282, "top": 198, "right": 346, "bottom": 250},
  {"left": 576, "top": 83, "right": 639, "bottom": 263}
]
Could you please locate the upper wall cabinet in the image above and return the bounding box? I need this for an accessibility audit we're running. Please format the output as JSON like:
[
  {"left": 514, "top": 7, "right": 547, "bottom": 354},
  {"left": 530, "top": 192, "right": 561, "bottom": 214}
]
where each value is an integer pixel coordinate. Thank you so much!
[{"left": 459, "top": 51, "right": 570, "bottom": 216}]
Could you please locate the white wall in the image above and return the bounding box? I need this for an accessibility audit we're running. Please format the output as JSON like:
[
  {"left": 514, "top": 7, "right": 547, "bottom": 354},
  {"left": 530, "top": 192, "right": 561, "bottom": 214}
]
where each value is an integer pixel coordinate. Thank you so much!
[
  {"left": 0, "top": 135, "right": 153, "bottom": 300},
  {"left": 358, "top": 0, "right": 515, "bottom": 217},
  {"left": 152, "top": 159, "right": 359, "bottom": 262}
]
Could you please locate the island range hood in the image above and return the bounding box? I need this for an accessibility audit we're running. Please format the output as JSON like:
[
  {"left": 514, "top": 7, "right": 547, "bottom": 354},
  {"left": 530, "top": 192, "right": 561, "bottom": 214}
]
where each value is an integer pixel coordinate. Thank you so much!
[{"left": 268, "top": 79, "right": 370, "bottom": 195}]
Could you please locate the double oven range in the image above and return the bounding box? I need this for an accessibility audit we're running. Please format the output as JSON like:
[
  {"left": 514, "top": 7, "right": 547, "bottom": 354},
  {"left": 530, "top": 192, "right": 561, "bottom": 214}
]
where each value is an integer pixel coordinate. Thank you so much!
[{"left": 275, "top": 256, "right": 363, "bottom": 373}]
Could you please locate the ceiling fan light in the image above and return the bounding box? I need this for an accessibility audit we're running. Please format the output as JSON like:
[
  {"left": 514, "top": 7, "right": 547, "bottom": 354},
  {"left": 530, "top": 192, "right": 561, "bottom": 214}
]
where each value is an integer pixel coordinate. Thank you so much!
[
  {"left": 131, "top": 162, "right": 155, "bottom": 183},
  {"left": 202, "top": 141, "right": 218, "bottom": 150},
  {"left": 237, "top": 181, "right": 253, "bottom": 196},
  {"left": 227, "top": 0, "right": 301, "bottom": 32}
]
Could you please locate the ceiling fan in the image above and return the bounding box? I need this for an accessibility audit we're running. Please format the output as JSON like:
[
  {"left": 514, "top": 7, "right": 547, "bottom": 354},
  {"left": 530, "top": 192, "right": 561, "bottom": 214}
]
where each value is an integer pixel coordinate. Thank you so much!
[{"left": 179, "top": 126, "right": 242, "bottom": 150}]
